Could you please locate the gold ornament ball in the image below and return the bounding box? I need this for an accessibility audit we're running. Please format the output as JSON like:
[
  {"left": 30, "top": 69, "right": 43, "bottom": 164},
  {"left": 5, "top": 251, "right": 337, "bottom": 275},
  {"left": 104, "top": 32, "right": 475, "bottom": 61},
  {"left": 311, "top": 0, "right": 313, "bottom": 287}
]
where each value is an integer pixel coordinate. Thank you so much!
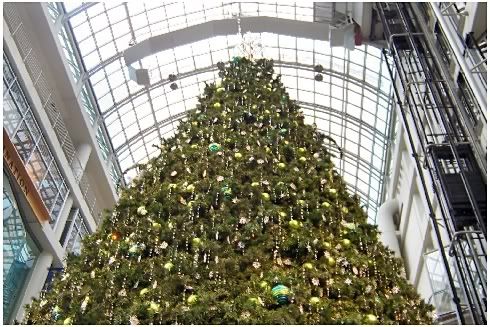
[
  {"left": 192, "top": 237, "right": 202, "bottom": 247},
  {"left": 248, "top": 297, "right": 260, "bottom": 305},
  {"left": 327, "top": 257, "right": 336, "bottom": 266},
  {"left": 365, "top": 314, "right": 378, "bottom": 324},
  {"left": 164, "top": 262, "right": 174, "bottom": 271},
  {"left": 288, "top": 219, "right": 301, "bottom": 229},
  {"left": 284, "top": 140, "right": 289, "bottom": 144},
  {"left": 251, "top": 182, "right": 260, "bottom": 187},
  {"left": 140, "top": 288, "right": 149, "bottom": 296},
  {"left": 323, "top": 241, "right": 332, "bottom": 249},
  {"left": 341, "top": 207, "right": 349, "bottom": 214},
  {"left": 168, "top": 222, "right": 174, "bottom": 229},
  {"left": 213, "top": 102, "right": 221, "bottom": 108},
  {"left": 187, "top": 295, "right": 198, "bottom": 305},
  {"left": 63, "top": 318, "right": 73, "bottom": 325},
  {"left": 234, "top": 152, "right": 243, "bottom": 159},
  {"left": 259, "top": 281, "right": 269, "bottom": 289},
  {"left": 279, "top": 211, "right": 287, "bottom": 218},
  {"left": 186, "top": 184, "right": 195, "bottom": 192},
  {"left": 299, "top": 156, "right": 307, "bottom": 162},
  {"left": 148, "top": 301, "right": 160, "bottom": 312},
  {"left": 303, "top": 262, "right": 314, "bottom": 270},
  {"left": 329, "top": 188, "right": 337, "bottom": 195},
  {"left": 297, "top": 199, "right": 305, "bottom": 206},
  {"left": 191, "top": 121, "right": 198, "bottom": 126},
  {"left": 321, "top": 202, "right": 331, "bottom": 208},
  {"left": 152, "top": 222, "right": 162, "bottom": 229},
  {"left": 191, "top": 144, "right": 198, "bottom": 149},
  {"left": 187, "top": 201, "right": 195, "bottom": 208},
  {"left": 298, "top": 147, "right": 306, "bottom": 153},
  {"left": 261, "top": 193, "right": 270, "bottom": 201},
  {"left": 278, "top": 162, "right": 286, "bottom": 169},
  {"left": 309, "top": 297, "right": 321, "bottom": 305},
  {"left": 217, "top": 87, "right": 225, "bottom": 93},
  {"left": 342, "top": 239, "right": 351, "bottom": 247}
]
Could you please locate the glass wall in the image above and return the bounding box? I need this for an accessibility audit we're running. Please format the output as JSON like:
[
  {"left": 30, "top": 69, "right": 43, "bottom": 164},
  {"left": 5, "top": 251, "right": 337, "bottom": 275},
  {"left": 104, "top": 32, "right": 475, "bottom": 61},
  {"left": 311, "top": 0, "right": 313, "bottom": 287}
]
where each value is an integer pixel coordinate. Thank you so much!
[
  {"left": 3, "top": 53, "right": 70, "bottom": 224},
  {"left": 60, "top": 210, "right": 89, "bottom": 255},
  {"left": 3, "top": 171, "right": 40, "bottom": 323}
]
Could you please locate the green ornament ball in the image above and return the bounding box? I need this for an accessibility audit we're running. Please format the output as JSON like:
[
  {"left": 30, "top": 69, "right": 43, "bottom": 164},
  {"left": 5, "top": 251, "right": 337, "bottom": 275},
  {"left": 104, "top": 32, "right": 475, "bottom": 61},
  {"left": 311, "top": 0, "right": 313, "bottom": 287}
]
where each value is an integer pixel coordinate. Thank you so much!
[
  {"left": 208, "top": 143, "right": 222, "bottom": 152},
  {"left": 271, "top": 284, "right": 290, "bottom": 305}
]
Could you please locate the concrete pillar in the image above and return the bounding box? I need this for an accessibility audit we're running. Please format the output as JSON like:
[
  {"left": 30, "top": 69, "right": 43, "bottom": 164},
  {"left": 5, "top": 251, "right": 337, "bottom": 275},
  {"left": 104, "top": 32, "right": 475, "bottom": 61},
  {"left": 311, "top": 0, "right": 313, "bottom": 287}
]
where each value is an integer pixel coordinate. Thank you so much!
[
  {"left": 376, "top": 198, "right": 402, "bottom": 257},
  {"left": 13, "top": 251, "right": 53, "bottom": 323},
  {"left": 71, "top": 143, "right": 92, "bottom": 180},
  {"left": 53, "top": 195, "right": 73, "bottom": 240}
]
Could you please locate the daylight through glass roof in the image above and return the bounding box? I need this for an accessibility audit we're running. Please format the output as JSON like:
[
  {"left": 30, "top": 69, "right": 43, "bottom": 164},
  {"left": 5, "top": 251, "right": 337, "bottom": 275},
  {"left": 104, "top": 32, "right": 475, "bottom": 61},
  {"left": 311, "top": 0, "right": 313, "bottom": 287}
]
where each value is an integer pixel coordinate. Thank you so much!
[{"left": 52, "top": 2, "right": 394, "bottom": 222}]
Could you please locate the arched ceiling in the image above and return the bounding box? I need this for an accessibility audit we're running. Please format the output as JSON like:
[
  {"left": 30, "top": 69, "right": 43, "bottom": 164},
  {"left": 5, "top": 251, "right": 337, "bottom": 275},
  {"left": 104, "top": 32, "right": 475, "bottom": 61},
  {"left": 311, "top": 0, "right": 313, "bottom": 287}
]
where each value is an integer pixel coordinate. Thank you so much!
[{"left": 51, "top": 2, "right": 394, "bottom": 222}]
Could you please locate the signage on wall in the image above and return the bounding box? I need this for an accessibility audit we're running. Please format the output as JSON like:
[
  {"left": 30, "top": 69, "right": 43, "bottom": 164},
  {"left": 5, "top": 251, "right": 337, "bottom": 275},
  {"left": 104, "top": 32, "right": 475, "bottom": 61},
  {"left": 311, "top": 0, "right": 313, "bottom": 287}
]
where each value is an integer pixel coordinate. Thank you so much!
[{"left": 3, "top": 128, "right": 50, "bottom": 223}]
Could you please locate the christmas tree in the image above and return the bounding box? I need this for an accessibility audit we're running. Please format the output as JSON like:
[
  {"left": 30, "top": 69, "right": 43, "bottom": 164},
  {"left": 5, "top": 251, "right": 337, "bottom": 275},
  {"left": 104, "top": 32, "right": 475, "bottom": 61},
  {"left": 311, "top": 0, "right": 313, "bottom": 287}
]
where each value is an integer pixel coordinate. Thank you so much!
[{"left": 24, "top": 58, "right": 433, "bottom": 324}]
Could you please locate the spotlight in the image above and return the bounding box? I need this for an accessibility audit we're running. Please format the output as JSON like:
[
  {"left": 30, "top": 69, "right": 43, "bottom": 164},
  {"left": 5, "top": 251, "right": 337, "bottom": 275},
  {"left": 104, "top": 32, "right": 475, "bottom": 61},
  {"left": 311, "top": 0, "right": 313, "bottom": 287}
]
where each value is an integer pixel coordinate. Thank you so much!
[
  {"left": 168, "top": 74, "right": 177, "bottom": 82},
  {"left": 314, "top": 74, "right": 323, "bottom": 81},
  {"left": 170, "top": 82, "right": 178, "bottom": 90}
]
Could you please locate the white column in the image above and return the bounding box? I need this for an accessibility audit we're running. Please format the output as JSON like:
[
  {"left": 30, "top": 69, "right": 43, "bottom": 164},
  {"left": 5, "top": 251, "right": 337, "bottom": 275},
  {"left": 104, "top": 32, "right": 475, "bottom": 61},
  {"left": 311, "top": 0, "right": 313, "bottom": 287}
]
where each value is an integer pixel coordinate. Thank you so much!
[
  {"left": 13, "top": 252, "right": 53, "bottom": 323},
  {"left": 71, "top": 143, "right": 92, "bottom": 180},
  {"left": 53, "top": 195, "right": 74, "bottom": 239},
  {"left": 376, "top": 198, "right": 402, "bottom": 257}
]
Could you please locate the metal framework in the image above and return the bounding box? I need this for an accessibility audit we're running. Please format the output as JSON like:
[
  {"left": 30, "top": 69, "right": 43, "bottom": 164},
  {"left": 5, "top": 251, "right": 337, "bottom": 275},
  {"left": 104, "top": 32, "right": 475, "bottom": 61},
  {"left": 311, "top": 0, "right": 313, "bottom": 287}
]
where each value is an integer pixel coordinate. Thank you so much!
[{"left": 377, "top": 3, "right": 486, "bottom": 324}]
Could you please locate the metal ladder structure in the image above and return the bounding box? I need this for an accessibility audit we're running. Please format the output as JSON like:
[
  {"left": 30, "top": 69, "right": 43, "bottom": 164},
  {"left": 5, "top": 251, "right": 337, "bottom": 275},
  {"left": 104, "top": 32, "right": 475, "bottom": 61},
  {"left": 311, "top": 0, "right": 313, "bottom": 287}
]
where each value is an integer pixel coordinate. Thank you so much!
[{"left": 376, "top": 3, "right": 487, "bottom": 325}]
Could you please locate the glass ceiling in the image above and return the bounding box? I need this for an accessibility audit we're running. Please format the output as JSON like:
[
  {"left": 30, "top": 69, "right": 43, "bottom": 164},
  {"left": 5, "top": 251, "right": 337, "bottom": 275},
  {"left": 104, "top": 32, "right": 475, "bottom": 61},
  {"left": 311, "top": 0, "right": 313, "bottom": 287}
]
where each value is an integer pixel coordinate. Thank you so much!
[{"left": 51, "top": 2, "right": 394, "bottom": 222}]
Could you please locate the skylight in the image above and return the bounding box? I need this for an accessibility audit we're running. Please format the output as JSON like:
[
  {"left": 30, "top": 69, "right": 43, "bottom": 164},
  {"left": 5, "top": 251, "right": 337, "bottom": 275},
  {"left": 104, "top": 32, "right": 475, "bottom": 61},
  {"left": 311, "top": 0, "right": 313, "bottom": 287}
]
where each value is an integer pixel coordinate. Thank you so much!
[{"left": 54, "top": 2, "right": 394, "bottom": 222}]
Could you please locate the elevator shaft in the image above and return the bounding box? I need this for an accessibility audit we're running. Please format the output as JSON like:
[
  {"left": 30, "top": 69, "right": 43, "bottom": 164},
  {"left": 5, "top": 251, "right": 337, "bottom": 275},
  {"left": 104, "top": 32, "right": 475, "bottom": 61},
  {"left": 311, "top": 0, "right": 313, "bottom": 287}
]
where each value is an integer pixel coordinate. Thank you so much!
[{"left": 377, "top": 2, "right": 487, "bottom": 324}]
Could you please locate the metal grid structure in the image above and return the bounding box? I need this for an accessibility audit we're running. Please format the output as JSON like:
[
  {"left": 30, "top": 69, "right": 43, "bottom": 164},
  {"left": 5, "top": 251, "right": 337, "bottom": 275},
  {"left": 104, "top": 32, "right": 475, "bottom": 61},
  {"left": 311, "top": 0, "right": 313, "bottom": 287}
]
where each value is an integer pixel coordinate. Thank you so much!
[
  {"left": 3, "top": 3, "right": 104, "bottom": 222},
  {"left": 54, "top": 2, "right": 394, "bottom": 222}
]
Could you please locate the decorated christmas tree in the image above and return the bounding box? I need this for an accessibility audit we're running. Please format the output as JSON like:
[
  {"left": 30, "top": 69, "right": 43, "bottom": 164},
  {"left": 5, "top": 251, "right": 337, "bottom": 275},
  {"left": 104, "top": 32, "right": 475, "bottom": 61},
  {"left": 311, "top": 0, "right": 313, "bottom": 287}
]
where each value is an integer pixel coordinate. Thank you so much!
[{"left": 24, "top": 58, "right": 433, "bottom": 324}]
